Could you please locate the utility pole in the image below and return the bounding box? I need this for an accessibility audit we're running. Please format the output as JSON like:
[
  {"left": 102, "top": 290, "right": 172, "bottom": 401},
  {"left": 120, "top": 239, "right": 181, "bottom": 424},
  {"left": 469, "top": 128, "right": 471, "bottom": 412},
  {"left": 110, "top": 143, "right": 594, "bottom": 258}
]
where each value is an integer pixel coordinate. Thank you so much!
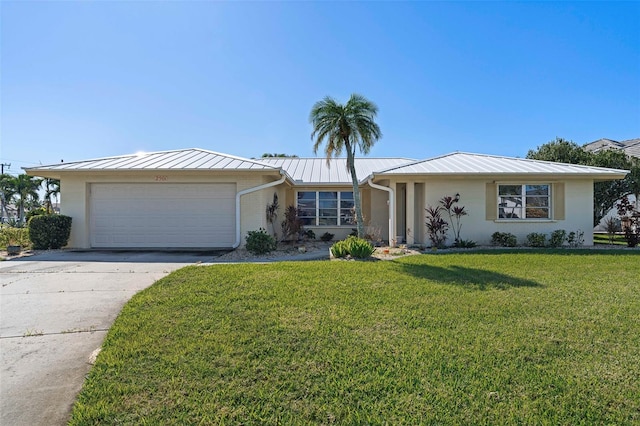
[{"left": 1, "top": 163, "right": 10, "bottom": 175}]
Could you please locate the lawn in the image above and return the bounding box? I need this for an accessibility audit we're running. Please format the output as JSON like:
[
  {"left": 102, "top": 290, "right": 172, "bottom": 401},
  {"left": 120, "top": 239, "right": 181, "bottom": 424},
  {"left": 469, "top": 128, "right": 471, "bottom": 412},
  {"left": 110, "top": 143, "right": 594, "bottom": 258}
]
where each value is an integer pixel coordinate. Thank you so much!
[{"left": 70, "top": 251, "right": 640, "bottom": 425}]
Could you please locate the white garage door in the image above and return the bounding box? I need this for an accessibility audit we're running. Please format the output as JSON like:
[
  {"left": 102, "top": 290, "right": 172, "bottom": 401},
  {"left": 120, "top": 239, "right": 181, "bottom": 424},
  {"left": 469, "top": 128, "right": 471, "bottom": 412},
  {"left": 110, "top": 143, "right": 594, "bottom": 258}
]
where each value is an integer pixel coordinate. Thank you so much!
[{"left": 90, "top": 183, "right": 236, "bottom": 248}]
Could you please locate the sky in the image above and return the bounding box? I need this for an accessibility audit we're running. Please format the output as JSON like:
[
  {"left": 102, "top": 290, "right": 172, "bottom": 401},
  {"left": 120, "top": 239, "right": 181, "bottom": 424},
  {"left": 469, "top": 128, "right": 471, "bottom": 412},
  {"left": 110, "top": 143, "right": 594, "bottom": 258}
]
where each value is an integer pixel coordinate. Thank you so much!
[{"left": 1, "top": 1, "right": 639, "bottom": 176}]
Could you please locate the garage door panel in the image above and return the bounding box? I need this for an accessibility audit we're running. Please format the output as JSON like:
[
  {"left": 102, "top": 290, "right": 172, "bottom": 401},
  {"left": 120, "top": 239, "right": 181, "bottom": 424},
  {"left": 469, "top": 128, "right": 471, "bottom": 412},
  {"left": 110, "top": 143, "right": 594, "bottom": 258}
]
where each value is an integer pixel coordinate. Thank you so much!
[{"left": 90, "top": 183, "right": 236, "bottom": 248}]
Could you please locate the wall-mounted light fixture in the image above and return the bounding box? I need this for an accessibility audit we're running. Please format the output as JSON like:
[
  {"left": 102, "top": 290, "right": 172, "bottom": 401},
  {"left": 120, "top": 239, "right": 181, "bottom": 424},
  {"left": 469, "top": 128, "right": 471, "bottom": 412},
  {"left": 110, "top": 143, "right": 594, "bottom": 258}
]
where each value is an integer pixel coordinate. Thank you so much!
[{"left": 454, "top": 193, "right": 460, "bottom": 202}]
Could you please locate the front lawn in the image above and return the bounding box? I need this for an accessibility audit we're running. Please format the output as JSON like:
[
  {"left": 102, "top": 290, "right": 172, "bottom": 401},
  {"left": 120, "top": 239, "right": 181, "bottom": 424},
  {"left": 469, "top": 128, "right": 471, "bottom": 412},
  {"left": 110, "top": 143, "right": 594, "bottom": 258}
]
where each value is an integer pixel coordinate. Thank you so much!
[
  {"left": 71, "top": 252, "right": 640, "bottom": 424},
  {"left": 594, "top": 233, "right": 628, "bottom": 246}
]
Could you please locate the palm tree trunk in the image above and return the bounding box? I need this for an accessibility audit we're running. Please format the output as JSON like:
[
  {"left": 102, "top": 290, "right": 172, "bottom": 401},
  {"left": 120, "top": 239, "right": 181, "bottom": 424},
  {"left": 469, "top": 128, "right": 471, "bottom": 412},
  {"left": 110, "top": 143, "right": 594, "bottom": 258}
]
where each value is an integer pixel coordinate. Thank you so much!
[{"left": 346, "top": 148, "right": 365, "bottom": 238}]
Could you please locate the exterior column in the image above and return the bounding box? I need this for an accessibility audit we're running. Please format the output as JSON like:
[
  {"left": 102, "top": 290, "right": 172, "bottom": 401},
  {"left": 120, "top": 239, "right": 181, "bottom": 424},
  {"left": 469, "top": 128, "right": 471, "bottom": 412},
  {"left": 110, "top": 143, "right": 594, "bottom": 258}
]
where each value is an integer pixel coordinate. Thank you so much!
[
  {"left": 388, "top": 181, "right": 397, "bottom": 246},
  {"left": 406, "top": 181, "right": 415, "bottom": 245}
]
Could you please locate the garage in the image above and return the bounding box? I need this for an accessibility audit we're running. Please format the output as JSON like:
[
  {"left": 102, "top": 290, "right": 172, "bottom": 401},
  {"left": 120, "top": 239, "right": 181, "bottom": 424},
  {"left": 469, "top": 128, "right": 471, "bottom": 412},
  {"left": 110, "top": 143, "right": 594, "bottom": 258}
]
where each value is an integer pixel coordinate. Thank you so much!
[{"left": 89, "top": 183, "right": 236, "bottom": 248}]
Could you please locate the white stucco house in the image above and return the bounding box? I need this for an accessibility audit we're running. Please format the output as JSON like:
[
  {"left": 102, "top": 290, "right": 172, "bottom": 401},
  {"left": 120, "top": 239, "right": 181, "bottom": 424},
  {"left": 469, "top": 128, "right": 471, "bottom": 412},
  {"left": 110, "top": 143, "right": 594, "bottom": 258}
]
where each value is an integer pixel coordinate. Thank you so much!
[{"left": 25, "top": 148, "right": 629, "bottom": 249}]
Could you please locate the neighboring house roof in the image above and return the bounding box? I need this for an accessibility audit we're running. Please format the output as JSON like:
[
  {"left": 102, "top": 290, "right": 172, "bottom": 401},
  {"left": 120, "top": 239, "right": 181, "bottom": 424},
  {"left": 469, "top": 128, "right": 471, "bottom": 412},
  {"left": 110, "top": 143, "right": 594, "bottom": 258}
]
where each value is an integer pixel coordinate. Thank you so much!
[
  {"left": 370, "top": 152, "right": 629, "bottom": 181},
  {"left": 26, "top": 148, "right": 283, "bottom": 172},
  {"left": 259, "top": 157, "right": 414, "bottom": 184},
  {"left": 584, "top": 138, "right": 640, "bottom": 158}
]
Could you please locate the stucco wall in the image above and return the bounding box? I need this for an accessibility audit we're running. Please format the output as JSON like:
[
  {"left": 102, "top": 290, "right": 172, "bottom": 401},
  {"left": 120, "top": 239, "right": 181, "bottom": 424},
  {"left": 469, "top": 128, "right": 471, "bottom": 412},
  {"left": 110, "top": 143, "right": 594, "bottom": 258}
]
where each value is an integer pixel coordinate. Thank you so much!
[
  {"left": 413, "top": 178, "right": 595, "bottom": 246},
  {"left": 59, "top": 171, "right": 276, "bottom": 249}
]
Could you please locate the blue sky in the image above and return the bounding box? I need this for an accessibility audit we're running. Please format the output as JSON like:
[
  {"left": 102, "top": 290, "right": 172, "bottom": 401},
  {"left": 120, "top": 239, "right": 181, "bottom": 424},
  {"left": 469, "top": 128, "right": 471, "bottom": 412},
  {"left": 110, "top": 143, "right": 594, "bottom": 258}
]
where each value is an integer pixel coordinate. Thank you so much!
[{"left": 1, "top": 1, "right": 639, "bottom": 175}]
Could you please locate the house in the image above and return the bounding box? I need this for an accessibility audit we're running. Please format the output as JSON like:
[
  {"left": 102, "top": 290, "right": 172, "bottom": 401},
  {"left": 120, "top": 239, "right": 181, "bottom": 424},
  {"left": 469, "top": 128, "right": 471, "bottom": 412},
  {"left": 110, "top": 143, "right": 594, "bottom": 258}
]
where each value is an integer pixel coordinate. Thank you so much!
[
  {"left": 25, "top": 148, "right": 628, "bottom": 249},
  {"left": 583, "top": 138, "right": 640, "bottom": 158}
]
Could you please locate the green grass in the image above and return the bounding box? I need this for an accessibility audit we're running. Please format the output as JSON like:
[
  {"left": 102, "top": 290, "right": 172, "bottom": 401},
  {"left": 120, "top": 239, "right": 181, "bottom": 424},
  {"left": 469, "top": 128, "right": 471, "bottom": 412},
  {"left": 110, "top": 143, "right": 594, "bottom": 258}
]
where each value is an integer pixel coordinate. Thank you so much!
[
  {"left": 594, "top": 233, "right": 628, "bottom": 246},
  {"left": 70, "top": 252, "right": 640, "bottom": 425}
]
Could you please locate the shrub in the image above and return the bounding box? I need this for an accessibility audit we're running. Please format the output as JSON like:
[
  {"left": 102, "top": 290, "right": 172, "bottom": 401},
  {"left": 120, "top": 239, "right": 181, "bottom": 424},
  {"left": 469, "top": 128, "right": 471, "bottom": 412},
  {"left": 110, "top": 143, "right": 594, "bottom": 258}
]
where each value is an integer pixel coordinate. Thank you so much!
[
  {"left": 567, "top": 230, "right": 584, "bottom": 248},
  {"left": 245, "top": 228, "right": 277, "bottom": 255},
  {"left": 28, "top": 214, "right": 72, "bottom": 250},
  {"left": 453, "top": 239, "right": 477, "bottom": 248},
  {"left": 330, "top": 236, "right": 375, "bottom": 259},
  {"left": 526, "top": 232, "right": 547, "bottom": 248},
  {"left": 548, "top": 229, "right": 567, "bottom": 248},
  {"left": 603, "top": 217, "right": 621, "bottom": 244},
  {"left": 330, "top": 240, "right": 350, "bottom": 258},
  {"left": 425, "top": 205, "right": 449, "bottom": 248},
  {"left": 26, "top": 207, "right": 47, "bottom": 222},
  {"left": 303, "top": 229, "right": 316, "bottom": 240},
  {"left": 491, "top": 232, "right": 517, "bottom": 247},
  {"left": 347, "top": 237, "right": 375, "bottom": 258},
  {"left": 0, "top": 226, "right": 30, "bottom": 249},
  {"left": 320, "top": 232, "right": 334, "bottom": 242}
]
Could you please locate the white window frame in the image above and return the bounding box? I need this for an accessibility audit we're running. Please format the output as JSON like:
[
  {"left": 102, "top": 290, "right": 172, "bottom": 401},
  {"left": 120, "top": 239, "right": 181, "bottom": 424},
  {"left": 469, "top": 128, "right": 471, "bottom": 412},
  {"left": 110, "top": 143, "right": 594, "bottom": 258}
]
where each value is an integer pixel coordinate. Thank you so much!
[
  {"left": 497, "top": 183, "right": 551, "bottom": 220},
  {"left": 296, "top": 191, "right": 355, "bottom": 226}
]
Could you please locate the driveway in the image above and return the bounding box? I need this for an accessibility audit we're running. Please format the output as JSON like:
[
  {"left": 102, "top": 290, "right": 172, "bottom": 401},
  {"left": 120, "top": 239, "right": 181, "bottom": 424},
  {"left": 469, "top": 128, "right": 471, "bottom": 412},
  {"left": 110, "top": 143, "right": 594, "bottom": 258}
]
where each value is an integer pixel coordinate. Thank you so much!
[{"left": 0, "top": 250, "right": 218, "bottom": 426}]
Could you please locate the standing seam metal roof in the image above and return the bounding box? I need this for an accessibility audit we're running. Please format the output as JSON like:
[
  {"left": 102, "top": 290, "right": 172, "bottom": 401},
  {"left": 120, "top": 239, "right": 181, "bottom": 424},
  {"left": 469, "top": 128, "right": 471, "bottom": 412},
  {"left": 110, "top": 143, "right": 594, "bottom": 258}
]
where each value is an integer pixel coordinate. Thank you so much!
[
  {"left": 25, "top": 149, "right": 282, "bottom": 171},
  {"left": 373, "top": 152, "right": 629, "bottom": 177}
]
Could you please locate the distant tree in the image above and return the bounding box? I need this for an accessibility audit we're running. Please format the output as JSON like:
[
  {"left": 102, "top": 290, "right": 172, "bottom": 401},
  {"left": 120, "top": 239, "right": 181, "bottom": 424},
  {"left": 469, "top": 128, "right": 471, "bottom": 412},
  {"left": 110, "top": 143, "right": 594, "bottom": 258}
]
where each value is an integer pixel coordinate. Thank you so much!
[
  {"left": 44, "top": 178, "right": 61, "bottom": 214},
  {"left": 526, "top": 137, "right": 590, "bottom": 164},
  {"left": 310, "top": 93, "right": 382, "bottom": 238},
  {"left": 12, "top": 174, "right": 43, "bottom": 224},
  {"left": 0, "top": 174, "right": 16, "bottom": 221},
  {"left": 261, "top": 153, "right": 299, "bottom": 158},
  {"left": 527, "top": 138, "right": 633, "bottom": 225}
]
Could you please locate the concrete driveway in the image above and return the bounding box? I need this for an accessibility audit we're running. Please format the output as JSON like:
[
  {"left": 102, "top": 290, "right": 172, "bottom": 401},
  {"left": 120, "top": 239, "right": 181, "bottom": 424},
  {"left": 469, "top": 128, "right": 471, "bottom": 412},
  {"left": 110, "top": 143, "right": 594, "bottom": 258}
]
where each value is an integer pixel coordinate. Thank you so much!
[{"left": 0, "top": 250, "right": 218, "bottom": 426}]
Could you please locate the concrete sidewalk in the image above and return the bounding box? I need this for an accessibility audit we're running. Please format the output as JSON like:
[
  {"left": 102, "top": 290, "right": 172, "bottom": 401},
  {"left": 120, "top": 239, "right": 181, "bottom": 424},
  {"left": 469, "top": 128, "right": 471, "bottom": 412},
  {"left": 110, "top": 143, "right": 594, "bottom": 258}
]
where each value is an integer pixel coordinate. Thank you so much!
[{"left": 0, "top": 251, "right": 211, "bottom": 426}]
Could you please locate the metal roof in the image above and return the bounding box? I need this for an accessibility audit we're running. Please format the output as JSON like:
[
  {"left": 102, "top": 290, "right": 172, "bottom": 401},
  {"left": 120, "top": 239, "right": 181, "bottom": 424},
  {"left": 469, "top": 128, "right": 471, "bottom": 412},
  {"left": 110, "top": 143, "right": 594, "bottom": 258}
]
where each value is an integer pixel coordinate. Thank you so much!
[
  {"left": 25, "top": 148, "right": 282, "bottom": 172},
  {"left": 259, "top": 157, "right": 415, "bottom": 184},
  {"left": 373, "top": 152, "right": 629, "bottom": 179}
]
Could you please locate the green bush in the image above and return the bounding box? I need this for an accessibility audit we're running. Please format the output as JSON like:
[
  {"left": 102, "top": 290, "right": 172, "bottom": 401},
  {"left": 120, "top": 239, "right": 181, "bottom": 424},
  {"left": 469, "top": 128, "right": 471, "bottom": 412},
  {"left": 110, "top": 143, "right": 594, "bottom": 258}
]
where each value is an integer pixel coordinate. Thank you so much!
[
  {"left": 245, "top": 228, "right": 277, "bottom": 255},
  {"left": 331, "top": 236, "right": 374, "bottom": 259},
  {"left": 320, "top": 232, "right": 334, "bottom": 242},
  {"left": 526, "top": 232, "right": 547, "bottom": 248},
  {"left": 330, "top": 240, "right": 350, "bottom": 258},
  {"left": 28, "top": 214, "right": 72, "bottom": 250},
  {"left": 303, "top": 229, "right": 316, "bottom": 240},
  {"left": 0, "top": 226, "right": 30, "bottom": 249},
  {"left": 454, "top": 239, "right": 477, "bottom": 248},
  {"left": 548, "top": 230, "right": 567, "bottom": 248},
  {"left": 567, "top": 230, "right": 584, "bottom": 248},
  {"left": 348, "top": 237, "right": 375, "bottom": 258},
  {"left": 491, "top": 232, "right": 517, "bottom": 247}
]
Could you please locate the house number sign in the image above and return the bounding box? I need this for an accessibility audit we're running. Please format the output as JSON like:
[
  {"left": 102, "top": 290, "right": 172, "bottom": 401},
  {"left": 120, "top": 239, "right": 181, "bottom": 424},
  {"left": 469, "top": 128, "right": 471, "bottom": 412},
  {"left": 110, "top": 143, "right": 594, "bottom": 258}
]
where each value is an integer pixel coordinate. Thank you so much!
[{"left": 154, "top": 175, "right": 168, "bottom": 182}]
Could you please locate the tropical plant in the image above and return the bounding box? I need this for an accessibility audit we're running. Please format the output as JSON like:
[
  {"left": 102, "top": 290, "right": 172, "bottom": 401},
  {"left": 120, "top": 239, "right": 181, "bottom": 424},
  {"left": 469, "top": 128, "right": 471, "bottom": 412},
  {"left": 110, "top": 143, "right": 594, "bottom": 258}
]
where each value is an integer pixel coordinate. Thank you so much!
[
  {"left": 310, "top": 94, "right": 382, "bottom": 238},
  {"left": 265, "top": 193, "right": 279, "bottom": 239},
  {"left": 425, "top": 205, "right": 449, "bottom": 248},
  {"left": 12, "top": 174, "right": 43, "bottom": 224},
  {"left": 439, "top": 195, "right": 467, "bottom": 243},
  {"left": 281, "top": 205, "right": 304, "bottom": 242},
  {"left": 330, "top": 236, "right": 374, "bottom": 259},
  {"left": 0, "top": 174, "right": 16, "bottom": 221},
  {"left": 616, "top": 196, "right": 639, "bottom": 248},
  {"left": 44, "top": 178, "right": 60, "bottom": 214}
]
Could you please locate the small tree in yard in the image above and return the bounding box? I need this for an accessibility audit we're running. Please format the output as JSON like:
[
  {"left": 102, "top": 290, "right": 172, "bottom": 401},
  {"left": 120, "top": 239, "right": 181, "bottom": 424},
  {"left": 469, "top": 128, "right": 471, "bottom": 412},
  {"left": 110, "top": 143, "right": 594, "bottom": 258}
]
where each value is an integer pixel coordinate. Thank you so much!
[
  {"left": 439, "top": 195, "right": 467, "bottom": 244},
  {"left": 617, "top": 196, "right": 639, "bottom": 247},
  {"left": 281, "top": 205, "right": 304, "bottom": 242}
]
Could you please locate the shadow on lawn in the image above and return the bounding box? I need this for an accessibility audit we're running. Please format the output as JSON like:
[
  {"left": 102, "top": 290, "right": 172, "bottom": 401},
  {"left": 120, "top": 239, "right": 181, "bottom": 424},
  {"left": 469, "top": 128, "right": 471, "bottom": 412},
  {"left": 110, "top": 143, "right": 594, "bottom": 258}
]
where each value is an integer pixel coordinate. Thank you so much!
[{"left": 395, "top": 263, "right": 542, "bottom": 290}]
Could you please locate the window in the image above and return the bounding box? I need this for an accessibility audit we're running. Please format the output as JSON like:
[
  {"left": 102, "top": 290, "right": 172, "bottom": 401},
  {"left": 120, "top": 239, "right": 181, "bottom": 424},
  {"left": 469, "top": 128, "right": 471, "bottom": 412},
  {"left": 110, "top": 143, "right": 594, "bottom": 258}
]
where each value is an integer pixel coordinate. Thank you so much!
[
  {"left": 297, "top": 191, "right": 355, "bottom": 226},
  {"left": 498, "top": 184, "right": 550, "bottom": 219}
]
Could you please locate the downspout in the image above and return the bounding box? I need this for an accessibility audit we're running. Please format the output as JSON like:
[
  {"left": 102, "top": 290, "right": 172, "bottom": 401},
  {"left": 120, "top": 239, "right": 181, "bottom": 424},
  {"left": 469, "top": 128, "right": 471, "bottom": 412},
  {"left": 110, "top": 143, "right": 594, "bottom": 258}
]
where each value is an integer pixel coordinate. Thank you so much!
[
  {"left": 233, "top": 171, "right": 287, "bottom": 249},
  {"left": 367, "top": 177, "right": 395, "bottom": 247}
]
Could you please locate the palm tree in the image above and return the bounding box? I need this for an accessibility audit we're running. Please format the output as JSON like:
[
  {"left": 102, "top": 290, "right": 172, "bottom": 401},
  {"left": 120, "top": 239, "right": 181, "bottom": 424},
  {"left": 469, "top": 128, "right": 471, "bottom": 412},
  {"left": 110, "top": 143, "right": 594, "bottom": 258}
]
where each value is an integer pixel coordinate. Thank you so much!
[
  {"left": 0, "top": 174, "right": 16, "bottom": 222},
  {"left": 310, "top": 94, "right": 382, "bottom": 238},
  {"left": 13, "top": 174, "right": 42, "bottom": 224},
  {"left": 44, "top": 178, "right": 61, "bottom": 214}
]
